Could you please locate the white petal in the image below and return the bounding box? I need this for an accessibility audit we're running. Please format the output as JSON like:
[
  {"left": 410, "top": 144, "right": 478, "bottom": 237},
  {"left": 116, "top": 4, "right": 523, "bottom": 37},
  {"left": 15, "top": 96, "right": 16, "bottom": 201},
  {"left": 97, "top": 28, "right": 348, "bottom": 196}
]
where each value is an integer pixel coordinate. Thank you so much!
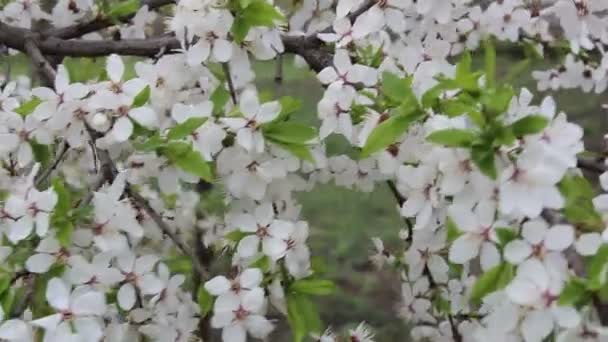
[
  {"left": 0, "top": 319, "right": 30, "bottom": 340},
  {"left": 449, "top": 235, "right": 481, "bottom": 264},
  {"left": 107, "top": 54, "right": 125, "bottom": 84},
  {"left": 245, "top": 315, "right": 274, "bottom": 338},
  {"left": 544, "top": 225, "right": 574, "bottom": 251},
  {"left": 26, "top": 253, "right": 55, "bottom": 273},
  {"left": 31, "top": 314, "right": 62, "bottom": 331},
  {"left": 46, "top": 278, "right": 70, "bottom": 311},
  {"left": 521, "top": 310, "right": 553, "bottom": 342},
  {"left": 71, "top": 291, "right": 106, "bottom": 316},
  {"left": 117, "top": 284, "right": 136, "bottom": 311},
  {"left": 111, "top": 116, "right": 134, "bottom": 142},
  {"left": 222, "top": 324, "right": 246, "bottom": 342},
  {"left": 204, "top": 276, "right": 231, "bottom": 296},
  {"left": 129, "top": 107, "right": 157, "bottom": 128},
  {"left": 236, "top": 235, "right": 260, "bottom": 259},
  {"left": 575, "top": 233, "right": 602, "bottom": 256},
  {"left": 239, "top": 269, "right": 263, "bottom": 289},
  {"left": 212, "top": 40, "right": 233, "bottom": 63},
  {"left": 505, "top": 240, "right": 532, "bottom": 264}
]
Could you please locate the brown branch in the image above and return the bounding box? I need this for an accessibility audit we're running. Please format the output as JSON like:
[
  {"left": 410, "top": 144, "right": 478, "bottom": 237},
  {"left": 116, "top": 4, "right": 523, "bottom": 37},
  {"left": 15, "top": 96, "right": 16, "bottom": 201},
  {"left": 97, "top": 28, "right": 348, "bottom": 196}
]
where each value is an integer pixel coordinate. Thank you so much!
[
  {"left": 44, "top": 0, "right": 176, "bottom": 40},
  {"left": 578, "top": 157, "right": 607, "bottom": 174},
  {"left": 23, "top": 37, "right": 57, "bottom": 86},
  {"left": 35, "top": 141, "right": 70, "bottom": 189},
  {"left": 222, "top": 63, "right": 238, "bottom": 105},
  {"left": 0, "top": 0, "right": 376, "bottom": 73}
]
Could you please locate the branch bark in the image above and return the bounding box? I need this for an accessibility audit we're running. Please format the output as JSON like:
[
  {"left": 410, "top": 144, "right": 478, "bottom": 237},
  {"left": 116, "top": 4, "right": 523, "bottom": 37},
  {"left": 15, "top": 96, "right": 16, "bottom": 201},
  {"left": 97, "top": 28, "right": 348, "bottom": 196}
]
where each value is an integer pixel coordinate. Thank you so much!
[
  {"left": 0, "top": 0, "right": 375, "bottom": 72},
  {"left": 44, "top": 0, "right": 176, "bottom": 39}
]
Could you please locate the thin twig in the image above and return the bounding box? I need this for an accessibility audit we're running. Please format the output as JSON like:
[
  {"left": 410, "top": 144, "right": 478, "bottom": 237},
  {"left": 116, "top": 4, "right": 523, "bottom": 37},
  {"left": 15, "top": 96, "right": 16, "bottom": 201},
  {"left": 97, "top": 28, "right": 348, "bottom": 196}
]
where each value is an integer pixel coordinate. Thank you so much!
[
  {"left": 35, "top": 141, "right": 70, "bottom": 189},
  {"left": 387, "top": 180, "right": 413, "bottom": 243},
  {"left": 578, "top": 157, "right": 607, "bottom": 173},
  {"left": 222, "top": 63, "right": 237, "bottom": 105},
  {"left": 126, "top": 186, "right": 207, "bottom": 277},
  {"left": 274, "top": 54, "right": 284, "bottom": 96}
]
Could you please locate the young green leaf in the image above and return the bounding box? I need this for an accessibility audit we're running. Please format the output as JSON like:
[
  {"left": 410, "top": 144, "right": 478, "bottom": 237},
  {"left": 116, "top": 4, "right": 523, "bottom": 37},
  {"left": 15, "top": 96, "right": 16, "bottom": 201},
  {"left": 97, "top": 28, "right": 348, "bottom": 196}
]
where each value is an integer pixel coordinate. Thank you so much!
[
  {"left": 107, "top": 0, "right": 140, "bottom": 20},
  {"left": 382, "top": 72, "right": 414, "bottom": 104},
  {"left": 170, "top": 148, "right": 214, "bottom": 182},
  {"left": 360, "top": 111, "right": 422, "bottom": 158},
  {"left": 470, "top": 263, "right": 514, "bottom": 304},
  {"left": 271, "top": 141, "right": 315, "bottom": 162},
  {"left": 290, "top": 279, "right": 336, "bottom": 296},
  {"left": 427, "top": 129, "right": 476, "bottom": 147},
  {"left": 588, "top": 245, "right": 608, "bottom": 290},
  {"left": 558, "top": 278, "right": 589, "bottom": 306},
  {"left": 167, "top": 118, "right": 208, "bottom": 140},
  {"left": 287, "top": 293, "right": 322, "bottom": 342},
  {"left": 197, "top": 287, "right": 214, "bottom": 317},
  {"left": 510, "top": 115, "right": 549, "bottom": 137},
  {"left": 484, "top": 39, "right": 496, "bottom": 88},
  {"left": 14, "top": 97, "right": 42, "bottom": 117},
  {"left": 263, "top": 122, "right": 317, "bottom": 145},
  {"left": 471, "top": 144, "right": 497, "bottom": 179},
  {"left": 132, "top": 85, "right": 151, "bottom": 108}
]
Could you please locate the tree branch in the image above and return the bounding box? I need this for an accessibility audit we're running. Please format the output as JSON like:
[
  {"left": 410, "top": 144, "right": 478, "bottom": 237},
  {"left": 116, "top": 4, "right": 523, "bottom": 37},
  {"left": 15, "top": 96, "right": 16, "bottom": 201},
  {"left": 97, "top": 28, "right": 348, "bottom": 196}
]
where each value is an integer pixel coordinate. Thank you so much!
[
  {"left": 44, "top": 0, "right": 176, "bottom": 39},
  {"left": 0, "top": 0, "right": 376, "bottom": 73},
  {"left": 23, "top": 37, "right": 56, "bottom": 85}
]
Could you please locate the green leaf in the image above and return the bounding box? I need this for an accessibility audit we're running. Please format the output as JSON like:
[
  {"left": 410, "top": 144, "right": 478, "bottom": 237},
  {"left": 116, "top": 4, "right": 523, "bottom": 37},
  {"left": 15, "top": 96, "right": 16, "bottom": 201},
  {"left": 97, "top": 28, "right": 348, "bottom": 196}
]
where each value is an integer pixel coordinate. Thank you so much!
[
  {"left": 481, "top": 86, "right": 514, "bottom": 116},
  {"left": 446, "top": 218, "right": 463, "bottom": 243},
  {"left": 231, "top": 0, "right": 284, "bottom": 43},
  {"left": 164, "top": 256, "right": 192, "bottom": 274},
  {"left": 559, "top": 278, "right": 590, "bottom": 306},
  {"left": 382, "top": 72, "right": 414, "bottom": 104},
  {"left": 14, "top": 97, "right": 42, "bottom": 116},
  {"left": 559, "top": 175, "right": 603, "bottom": 231},
  {"left": 484, "top": 39, "right": 496, "bottom": 88},
  {"left": 360, "top": 111, "right": 422, "bottom": 158},
  {"left": 133, "top": 133, "right": 166, "bottom": 152},
  {"left": 132, "top": 85, "right": 151, "bottom": 108},
  {"left": 0, "top": 274, "right": 10, "bottom": 297},
  {"left": 211, "top": 85, "right": 231, "bottom": 113},
  {"left": 197, "top": 287, "right": 214, "bottom": 317},
  {"left": 456, "top": 52, "right": 473, "bottom": 81},
  {"left": 505, "top": 59, "right": 531, "bottom": 83},
  {"left": 264, "top": 122, "right": 317, "bottom": 145},
  {"left": 495, "top": 227, "right": 517, "bottom": 247},
  {"left": 224, "top": 230, "right": 252, "bottom": 243},
  {"left": 588, "top": 245, "right": 608, "bottom": 290},
  {"left": 107, "top": 0, "right": 140, "bottom": 19},
  {"left": 287, "top": 293, "right": 322, "bottom": 342},
  {"left": 421, "top": 83, "right": 447, "bottom": 109},
  {"left": 471, "top": 144, "right": 497, "bottom": 179},
  {"left": 510, "top": 115, "right": 549, "bottom": 137},
  {"left": 167, "top": 118, "right": 208, "bottom": 140},
  {"left": 470, "top": 263, "right": 514, "bottom": 304},
  {"left": 427, "top": 129, "right": 476, "bottom": 147},
  {"left": 290, "top": 279, "right": 336, "bottom": 296},
  {"left": 51, "top": 179, "right": 74, "bottom": 247},
  {"left": 441, "top": 98, "right": 478, "bottom": 118},
  {"left": 239, "top": 0, "right": 253, "bottom": 8},
  {"left": 251, "top": 255, "right": 271, "bottom": 271},
  {"left": 1, "top": 288, "right": 15, "bottom": 315},
  {"left": 169, "top": 148, "right": 214, "bottom": 182},
  {"left": 272, "top": 141, "right": 314, "bottom": 162},
  {"left": 279, "top": 96, "right": 302, "bottom": 115},
  {"left": 31, "top": 141, "right": 51, "bottom": 168}
]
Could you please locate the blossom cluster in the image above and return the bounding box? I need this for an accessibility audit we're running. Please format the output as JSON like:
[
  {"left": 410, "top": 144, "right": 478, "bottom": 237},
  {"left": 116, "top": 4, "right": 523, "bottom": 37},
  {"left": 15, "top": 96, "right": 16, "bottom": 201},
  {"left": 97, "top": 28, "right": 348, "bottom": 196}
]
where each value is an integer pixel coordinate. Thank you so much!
[{"left": 0, "top": 0, "right": 607, "bottom": 341}]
